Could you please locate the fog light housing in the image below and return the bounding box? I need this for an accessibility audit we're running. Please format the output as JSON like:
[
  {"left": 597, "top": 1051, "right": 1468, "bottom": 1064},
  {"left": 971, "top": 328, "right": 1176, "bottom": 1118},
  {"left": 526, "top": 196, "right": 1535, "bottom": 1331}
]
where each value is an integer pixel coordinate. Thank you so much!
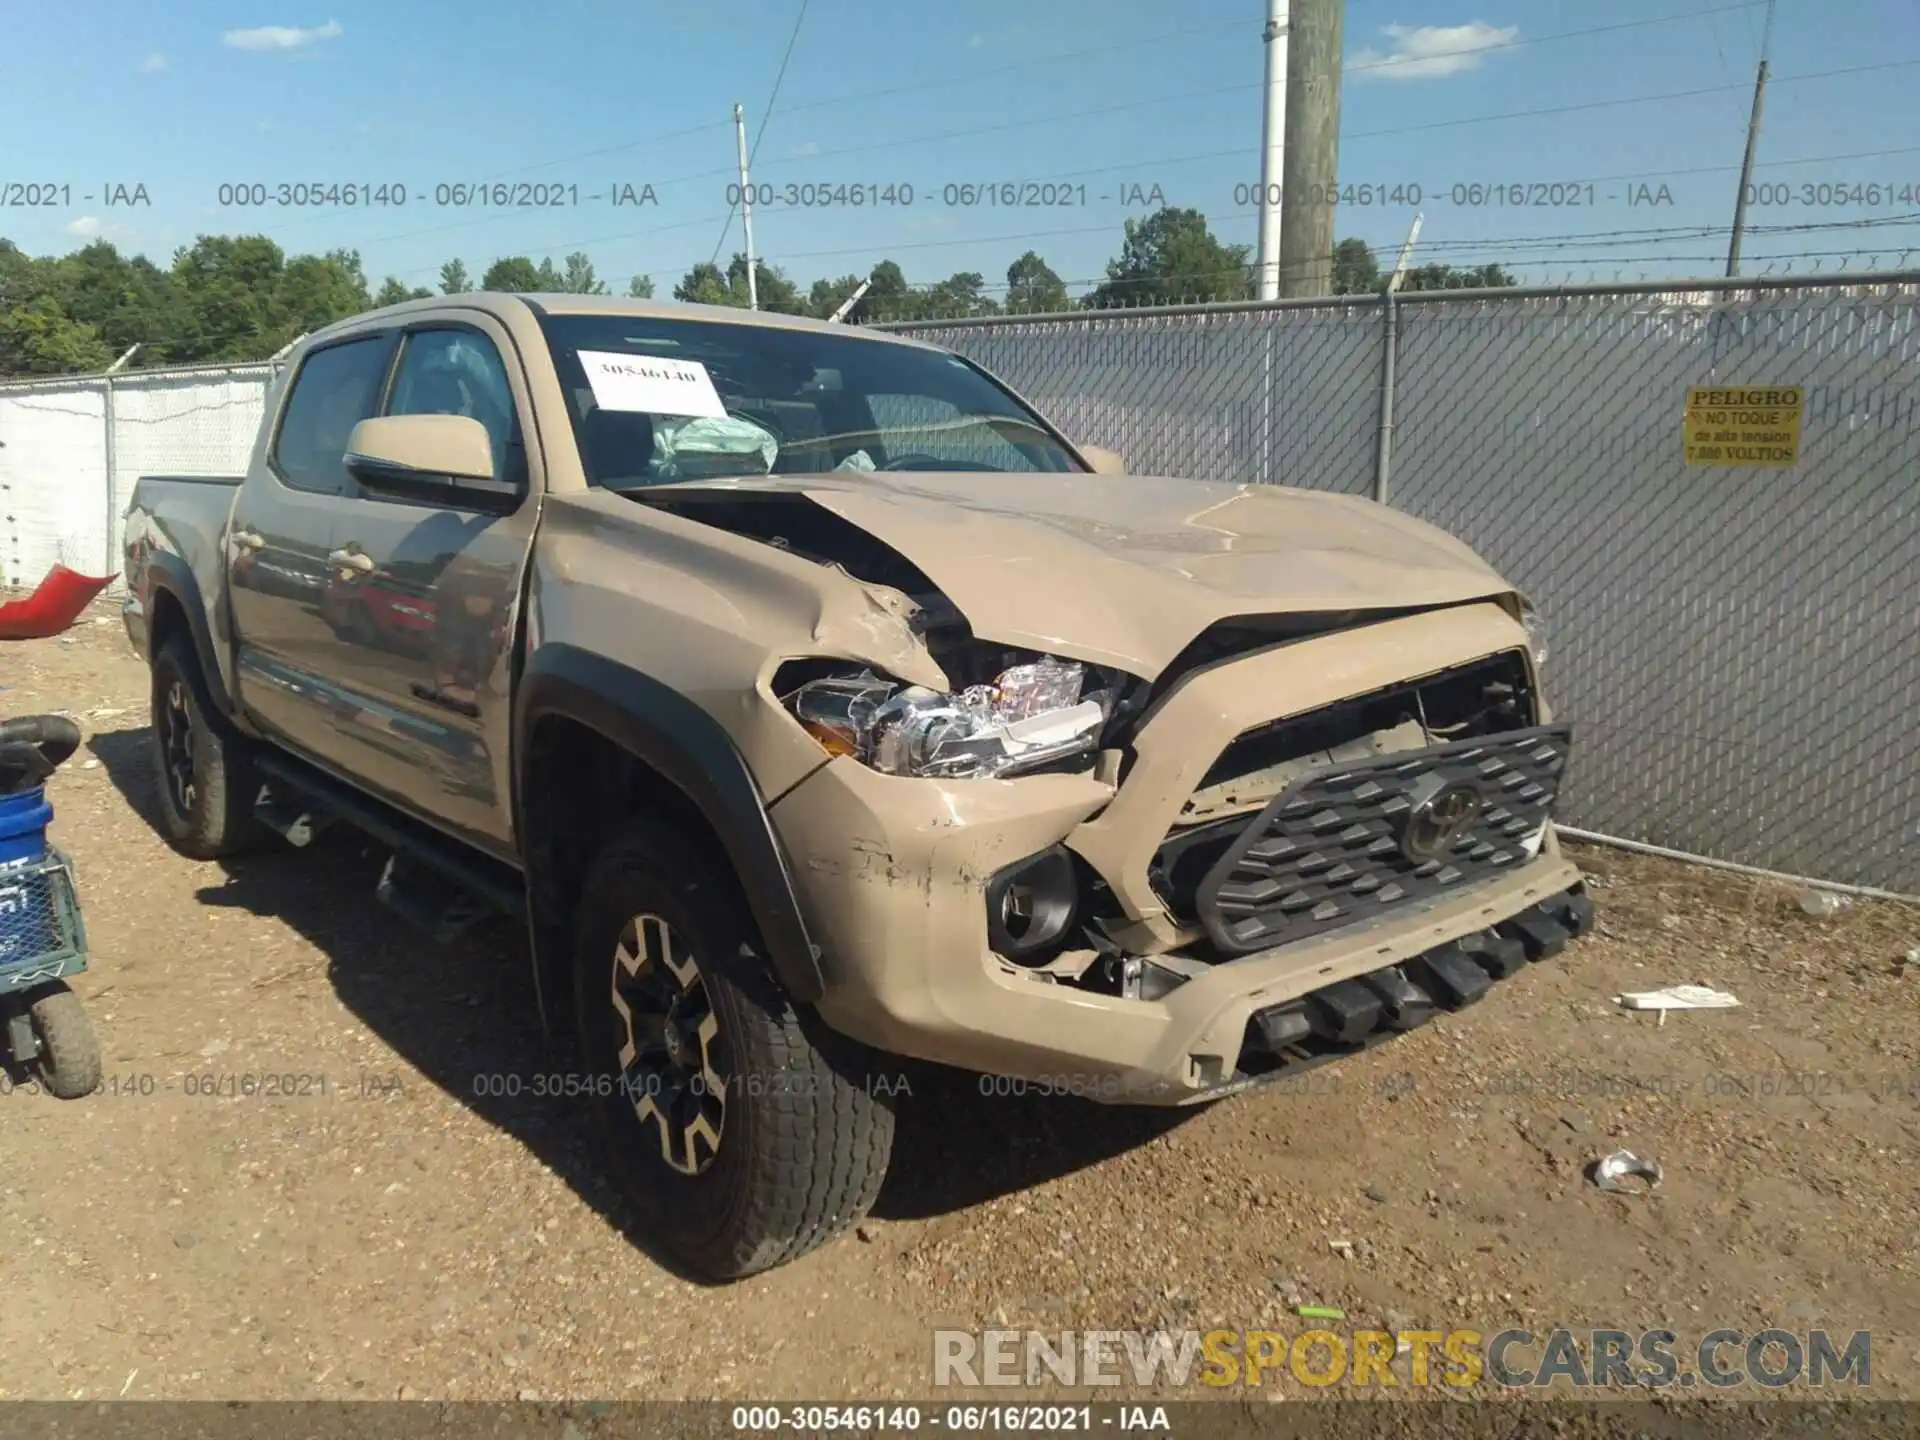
[{"left": 985, "top": 846, "right": 1079, "bottom": 963}]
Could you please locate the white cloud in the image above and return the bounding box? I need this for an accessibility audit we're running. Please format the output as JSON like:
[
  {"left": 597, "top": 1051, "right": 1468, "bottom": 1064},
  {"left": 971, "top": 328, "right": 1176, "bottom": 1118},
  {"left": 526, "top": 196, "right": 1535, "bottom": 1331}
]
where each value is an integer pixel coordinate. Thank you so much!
[
  {"left": 139, "top": 52, "right": 170, "bottom": 73},
  {"left": 1352, "top": 21, "right": 1519, "bottom": 80},
  {"left": 788, "top": 139, "right": 821, "bottom": 158},
  {"left": 221, "top": 19, "right": 343, "bottom": 52},
  {"left": 66, "top": 216, "right": 102, "bottom": 238}
]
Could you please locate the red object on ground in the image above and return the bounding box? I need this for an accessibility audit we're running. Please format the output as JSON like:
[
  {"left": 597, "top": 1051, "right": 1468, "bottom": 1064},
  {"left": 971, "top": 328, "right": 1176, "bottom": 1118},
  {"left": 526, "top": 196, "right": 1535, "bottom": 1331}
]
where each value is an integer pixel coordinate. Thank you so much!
[{"left": 0, "top": 565, "right": 116, "bottom": 641}]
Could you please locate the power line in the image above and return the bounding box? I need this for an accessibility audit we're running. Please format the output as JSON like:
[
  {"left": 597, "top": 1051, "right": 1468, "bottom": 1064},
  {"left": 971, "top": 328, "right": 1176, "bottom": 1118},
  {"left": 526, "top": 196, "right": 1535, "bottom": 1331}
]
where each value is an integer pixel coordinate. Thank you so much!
[
  {"left": 709, "top": 0, "right": 812, "bottom": 268},
  {"left": 203, "top": 2, "right": 1825, "bottom": 264},
  {"left": 1342, "top": 1, "right": 1767, "bottom": 79},
  {"left": 727, "top": 56, "right": 1920, "bottom": 186}
]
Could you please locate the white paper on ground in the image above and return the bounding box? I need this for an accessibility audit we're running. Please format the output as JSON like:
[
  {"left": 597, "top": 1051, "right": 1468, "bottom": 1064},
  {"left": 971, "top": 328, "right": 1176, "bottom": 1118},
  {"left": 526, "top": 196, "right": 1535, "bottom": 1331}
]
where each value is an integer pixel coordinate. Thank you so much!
[
  {"left": 579, "top": 350, "right": 726, "bottom": 419},
  {"left": 1614, "top": 984, "right": 1741, "bottom": 1011}
]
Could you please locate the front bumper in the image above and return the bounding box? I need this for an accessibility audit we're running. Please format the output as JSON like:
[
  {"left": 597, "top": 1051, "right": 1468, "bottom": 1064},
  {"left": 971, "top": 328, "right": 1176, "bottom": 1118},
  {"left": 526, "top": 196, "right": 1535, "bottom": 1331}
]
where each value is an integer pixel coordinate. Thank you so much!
[{"left": 768, "top": 600, "right": 1588, "bottom": 1105}]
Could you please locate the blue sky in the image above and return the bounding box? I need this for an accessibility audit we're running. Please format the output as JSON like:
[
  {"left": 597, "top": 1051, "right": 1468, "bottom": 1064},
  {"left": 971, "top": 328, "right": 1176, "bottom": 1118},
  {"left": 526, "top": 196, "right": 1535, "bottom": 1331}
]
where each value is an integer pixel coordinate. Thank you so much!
[{"left": 5, "top": 0, "right": 1919, "bottom": 297}]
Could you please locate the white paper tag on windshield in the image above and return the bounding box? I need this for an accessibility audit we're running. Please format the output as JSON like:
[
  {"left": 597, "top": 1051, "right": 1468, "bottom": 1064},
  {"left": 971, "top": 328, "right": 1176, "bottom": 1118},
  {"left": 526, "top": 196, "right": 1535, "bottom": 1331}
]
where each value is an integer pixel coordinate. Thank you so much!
[{"left": 579, "top": 350, "right": 726, "bottom": 419}]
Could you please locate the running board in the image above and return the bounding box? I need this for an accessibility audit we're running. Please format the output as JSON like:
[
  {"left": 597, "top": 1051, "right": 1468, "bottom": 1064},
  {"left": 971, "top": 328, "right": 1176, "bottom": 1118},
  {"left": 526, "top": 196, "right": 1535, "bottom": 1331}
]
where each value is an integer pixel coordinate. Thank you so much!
[{"left": 251, "top": 751, "right": 526, "bottom": 936}]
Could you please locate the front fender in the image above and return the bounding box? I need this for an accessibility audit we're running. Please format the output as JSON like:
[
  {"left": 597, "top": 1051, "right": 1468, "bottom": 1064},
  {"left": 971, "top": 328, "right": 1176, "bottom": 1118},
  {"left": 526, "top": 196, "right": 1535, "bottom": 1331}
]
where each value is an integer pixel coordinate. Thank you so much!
[{"left": 514, "top": 642, "right": 826, "bottom": 1006}]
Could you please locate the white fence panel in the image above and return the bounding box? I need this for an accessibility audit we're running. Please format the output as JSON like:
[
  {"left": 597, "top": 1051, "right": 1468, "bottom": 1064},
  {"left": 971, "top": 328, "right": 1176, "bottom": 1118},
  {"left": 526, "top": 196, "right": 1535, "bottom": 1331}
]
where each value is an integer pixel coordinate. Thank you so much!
[{"left": 0, "top": 383, "right": 109, "bottom": 588}]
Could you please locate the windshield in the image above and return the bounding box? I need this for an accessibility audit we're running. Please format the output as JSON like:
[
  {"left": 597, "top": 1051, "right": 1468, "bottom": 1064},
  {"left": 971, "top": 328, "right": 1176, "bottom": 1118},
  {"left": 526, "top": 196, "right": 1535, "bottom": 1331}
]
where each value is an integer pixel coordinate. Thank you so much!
[{"left": 538, "top": 314, "right": 1084, "bottom": 486}]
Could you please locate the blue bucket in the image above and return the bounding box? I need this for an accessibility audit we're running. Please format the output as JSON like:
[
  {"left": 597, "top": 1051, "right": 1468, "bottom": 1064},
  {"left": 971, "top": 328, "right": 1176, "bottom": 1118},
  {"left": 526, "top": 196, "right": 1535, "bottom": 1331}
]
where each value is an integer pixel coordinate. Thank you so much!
[{"left": 0, "top": 786, "right": 53, "bottom": 867}]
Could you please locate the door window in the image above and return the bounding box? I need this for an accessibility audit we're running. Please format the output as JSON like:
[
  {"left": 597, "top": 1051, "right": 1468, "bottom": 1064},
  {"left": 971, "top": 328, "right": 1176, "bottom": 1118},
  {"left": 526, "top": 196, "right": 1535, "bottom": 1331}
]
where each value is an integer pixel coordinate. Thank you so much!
[
  {"left": 271, "top": 336, "right": 395, "bottom": 495},
  {"left": 387, "top": 328, "right": 525, "bottom": 486}
]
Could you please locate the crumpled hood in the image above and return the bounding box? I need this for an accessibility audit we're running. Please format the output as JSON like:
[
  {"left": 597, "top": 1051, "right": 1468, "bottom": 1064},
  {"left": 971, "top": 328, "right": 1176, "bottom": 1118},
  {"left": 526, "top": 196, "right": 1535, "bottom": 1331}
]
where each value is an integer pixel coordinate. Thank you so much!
[{"left": 674, "top": 471, "right": 1516, "bottom": 677}]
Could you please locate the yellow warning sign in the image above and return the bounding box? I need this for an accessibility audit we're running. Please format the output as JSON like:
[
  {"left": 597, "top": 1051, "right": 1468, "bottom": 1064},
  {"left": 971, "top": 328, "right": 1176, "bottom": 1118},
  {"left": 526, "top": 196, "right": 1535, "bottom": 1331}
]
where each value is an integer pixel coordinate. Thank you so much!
[{"left": 1683, "top": 386, "right": 1804, "bottom": 466}]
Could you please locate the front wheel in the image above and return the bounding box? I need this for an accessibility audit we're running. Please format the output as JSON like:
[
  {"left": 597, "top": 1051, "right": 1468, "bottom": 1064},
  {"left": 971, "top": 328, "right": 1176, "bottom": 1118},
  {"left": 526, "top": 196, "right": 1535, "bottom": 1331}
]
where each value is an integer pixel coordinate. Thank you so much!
[{"left": 572, "top": 818, "right": 895, "bottom": 1279}]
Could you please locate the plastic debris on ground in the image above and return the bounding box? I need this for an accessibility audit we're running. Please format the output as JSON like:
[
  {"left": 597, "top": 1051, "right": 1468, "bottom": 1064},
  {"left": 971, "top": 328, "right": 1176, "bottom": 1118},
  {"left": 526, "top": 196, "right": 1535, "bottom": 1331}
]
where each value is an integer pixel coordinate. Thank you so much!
[
  {"left": 1798, "top": 889, "right": 1853, "bottom": 918},
  {"left": 1615, "top": 984, "right": 1740, "bottom": 1026},
  {"left": 1590, "top": 1150, "right": 1663, "bottom": 1194}
]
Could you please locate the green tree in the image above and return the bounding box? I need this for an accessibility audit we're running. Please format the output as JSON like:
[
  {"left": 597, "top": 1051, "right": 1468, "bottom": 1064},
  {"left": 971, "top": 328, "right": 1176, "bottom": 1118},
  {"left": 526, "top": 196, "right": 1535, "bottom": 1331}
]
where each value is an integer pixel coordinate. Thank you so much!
[
  {"left": 1331, "top": 238, "right": 1381, "bottom": 295},
  {"left": 1085, "top": 207, "right": 1251, "bottom": 309},
  {"left": 373, "top": 276, "right": 433, "bottom": 307},
  {"left": 626, "top": 273, "right": 656, "bottom": 299},
  {"left": 862, "top": 260, "right": 917, "bottom": 320},
  {"left": 806, "top": 272, "right": 866, "bottom": 320},
  {"left": 46, "top": 242, "right": 182, "bottom": 353},
  {"left": 481, "top": 256, "right": 545, "bottom": 291},
  {"left": 559, "top": 251, "right": 606, "bottom": 295},
  {"left": 725, "top": 254, "right": 804, "bottom": 313},
  {"left": 276, "top": 248, "right": 374, "bottom": 343},
  {"left": 0, "top": 297, "right": 115, "bottom": 375},
  {"left": 917, "top": 271, "right": 999, "bottom": 319},
  {"left": 673, "top": 261, "right": 732, "bottom": 305},
  {"left": 439, "top": 259, "right": 472, "bottom": 294},
  {"left": 1005, "top": 250, "right": 1068, "bottom": 314},
  {"left": 1397, "top": 261, "right": 1517, "bottom": 292},
  {"left": 675, "top": 255, "right": 804, "bottom": 312}
]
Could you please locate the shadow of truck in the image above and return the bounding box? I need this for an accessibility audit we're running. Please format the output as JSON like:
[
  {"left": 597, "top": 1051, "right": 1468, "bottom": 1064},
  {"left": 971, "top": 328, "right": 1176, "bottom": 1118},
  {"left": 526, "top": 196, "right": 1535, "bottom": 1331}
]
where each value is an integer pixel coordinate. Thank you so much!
[{"left": 88, "top": 723, "right": 1199, "bottom": 1257}]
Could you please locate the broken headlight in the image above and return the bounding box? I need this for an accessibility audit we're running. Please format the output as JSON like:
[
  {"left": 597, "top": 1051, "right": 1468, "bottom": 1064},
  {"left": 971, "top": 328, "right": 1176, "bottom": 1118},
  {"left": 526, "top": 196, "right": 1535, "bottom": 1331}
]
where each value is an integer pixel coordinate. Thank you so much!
[
  {"left": 789, "top": 655, "right": 1111, "bottom": 779},
  {"left": 1520, "top": 601, "right": 1549, "bottom": 668}
]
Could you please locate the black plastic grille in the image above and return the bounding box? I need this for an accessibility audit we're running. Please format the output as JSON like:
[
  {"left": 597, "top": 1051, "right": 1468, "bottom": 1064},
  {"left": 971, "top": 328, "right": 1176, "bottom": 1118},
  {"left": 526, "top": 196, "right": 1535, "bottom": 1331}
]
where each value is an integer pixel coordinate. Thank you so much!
[{"left": 1192, "top": 724, "right": 1572, "bottom": 954}]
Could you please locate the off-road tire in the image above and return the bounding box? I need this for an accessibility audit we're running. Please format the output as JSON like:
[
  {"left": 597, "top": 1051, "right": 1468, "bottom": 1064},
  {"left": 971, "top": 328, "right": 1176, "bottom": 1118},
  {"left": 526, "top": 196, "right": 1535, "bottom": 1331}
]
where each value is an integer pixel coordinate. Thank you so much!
[
  {"left": 26, "top": 982, "right": 101, "bottom": 1099},
  {"left": 150, "top": 637, "right": 267, "bottom": 860},
  {"left": 573, "top": 817, "right": 895, "bottom": 1279}
]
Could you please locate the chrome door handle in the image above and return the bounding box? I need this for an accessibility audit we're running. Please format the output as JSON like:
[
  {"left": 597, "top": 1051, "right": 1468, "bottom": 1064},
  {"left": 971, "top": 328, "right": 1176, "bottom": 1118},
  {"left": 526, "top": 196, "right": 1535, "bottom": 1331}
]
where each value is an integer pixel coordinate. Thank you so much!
[
  {"left": 231, "top": 529, "right": 265, "bottom": 550},
  {"left": 327, "top": 547, "right": 375, "bottom": 573}
]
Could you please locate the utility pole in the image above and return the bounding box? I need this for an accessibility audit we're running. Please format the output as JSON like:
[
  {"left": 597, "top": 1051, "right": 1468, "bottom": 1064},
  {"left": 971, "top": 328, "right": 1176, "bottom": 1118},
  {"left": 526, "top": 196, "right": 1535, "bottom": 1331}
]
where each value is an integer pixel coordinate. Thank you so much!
[
  {"left": 1279, "top": 0, "right": 1344, "bottom": 297},
  {"left": 1726, "top": 0, "right": 1777, "bottom": 278},
  {"left": 733, "top": 102, "right": 760, "bottom": 309},
  {"left": 1255, "top": 0, "right": 1290, "bottom": 300}
]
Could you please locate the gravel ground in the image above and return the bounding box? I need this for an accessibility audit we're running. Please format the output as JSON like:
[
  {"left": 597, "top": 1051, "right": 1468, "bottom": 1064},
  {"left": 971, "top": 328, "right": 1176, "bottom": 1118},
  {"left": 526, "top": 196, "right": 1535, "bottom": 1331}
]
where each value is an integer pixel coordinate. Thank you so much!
[{"left": 1, "top": 610, "right": 1915, "bottom": 1403}]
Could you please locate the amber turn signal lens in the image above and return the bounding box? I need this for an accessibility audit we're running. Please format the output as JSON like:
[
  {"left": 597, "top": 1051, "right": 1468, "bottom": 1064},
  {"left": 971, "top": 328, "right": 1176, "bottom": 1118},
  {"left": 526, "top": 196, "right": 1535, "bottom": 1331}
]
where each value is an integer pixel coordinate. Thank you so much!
[{"left": 800, "top": 718, "right": 859, "bottom": 757}]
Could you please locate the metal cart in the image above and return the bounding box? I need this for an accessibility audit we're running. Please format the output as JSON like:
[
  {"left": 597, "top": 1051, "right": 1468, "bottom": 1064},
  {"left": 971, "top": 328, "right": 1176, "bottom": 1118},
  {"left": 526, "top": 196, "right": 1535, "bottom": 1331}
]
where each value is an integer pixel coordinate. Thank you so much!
[{"left": 1, "top": 716, "right": 101, "bottom": 1098}]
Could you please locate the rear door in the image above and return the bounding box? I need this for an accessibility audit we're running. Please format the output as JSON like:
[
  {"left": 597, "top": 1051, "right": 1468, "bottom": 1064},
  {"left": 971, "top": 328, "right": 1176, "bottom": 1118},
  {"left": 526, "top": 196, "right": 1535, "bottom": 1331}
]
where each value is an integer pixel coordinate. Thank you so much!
[
  {"left": 305, "top": 315, "right": 539, "bottom": 857},
  {"left": 229, "top": 331, "right": 396, "bottom": 761}
]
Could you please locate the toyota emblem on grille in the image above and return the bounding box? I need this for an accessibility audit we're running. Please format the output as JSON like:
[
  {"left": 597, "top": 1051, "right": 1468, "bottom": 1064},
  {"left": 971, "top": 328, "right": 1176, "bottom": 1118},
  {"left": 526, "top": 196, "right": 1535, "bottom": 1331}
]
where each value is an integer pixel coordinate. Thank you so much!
[{"left": 1400, "top": 780, "right": 1484, "bottom": 862}]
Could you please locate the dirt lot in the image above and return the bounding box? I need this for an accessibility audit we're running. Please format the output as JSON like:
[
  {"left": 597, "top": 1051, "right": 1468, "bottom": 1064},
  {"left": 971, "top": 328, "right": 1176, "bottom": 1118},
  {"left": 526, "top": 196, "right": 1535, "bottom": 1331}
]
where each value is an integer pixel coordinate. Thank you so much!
[{"left": 1, "top": 611, "right": 1915, "bottom": 1403}]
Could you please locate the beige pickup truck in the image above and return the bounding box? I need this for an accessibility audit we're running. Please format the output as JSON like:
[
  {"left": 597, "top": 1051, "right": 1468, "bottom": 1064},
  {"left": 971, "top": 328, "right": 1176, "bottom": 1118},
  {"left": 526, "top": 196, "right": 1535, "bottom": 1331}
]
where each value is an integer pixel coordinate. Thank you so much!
[{"left": 123, "top": 293, "right": 1591, "bottom": 1278}]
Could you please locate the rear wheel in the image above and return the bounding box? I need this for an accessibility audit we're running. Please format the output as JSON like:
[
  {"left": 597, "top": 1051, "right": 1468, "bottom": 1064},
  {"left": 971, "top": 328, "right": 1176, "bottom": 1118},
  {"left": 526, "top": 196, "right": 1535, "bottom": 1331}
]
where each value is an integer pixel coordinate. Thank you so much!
[
  {"left": 25, "top": 982, "right": 101, "bottom": 1099},
  {"left": 150, "top": 638, "right": 267, "bottom": 859},
  {"left": 572, "top": 818, "right": 895, "bottom": 1279}
]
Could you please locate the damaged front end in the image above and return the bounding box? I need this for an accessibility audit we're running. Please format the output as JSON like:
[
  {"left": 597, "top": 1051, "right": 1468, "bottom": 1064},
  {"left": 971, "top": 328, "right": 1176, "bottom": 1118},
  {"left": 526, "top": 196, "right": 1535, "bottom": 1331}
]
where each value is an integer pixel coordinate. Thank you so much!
[{"left": 611, "top": 481, "right": 1589, "bottom": 1103}]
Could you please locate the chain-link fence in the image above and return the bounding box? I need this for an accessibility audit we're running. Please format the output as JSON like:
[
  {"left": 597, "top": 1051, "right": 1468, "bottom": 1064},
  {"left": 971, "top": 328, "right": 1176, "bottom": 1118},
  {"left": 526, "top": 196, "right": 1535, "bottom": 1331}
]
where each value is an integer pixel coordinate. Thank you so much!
[
  {"left": 884, "top": 275, "right": 1920, "bottom": 895},
  {"left": 0, "top": 279, "right": 1912, "bottom": 891}
]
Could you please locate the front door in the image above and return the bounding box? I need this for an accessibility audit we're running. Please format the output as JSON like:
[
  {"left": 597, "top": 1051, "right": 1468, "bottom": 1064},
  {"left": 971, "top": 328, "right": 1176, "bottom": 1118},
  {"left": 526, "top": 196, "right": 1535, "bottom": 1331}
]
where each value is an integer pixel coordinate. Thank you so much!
[{"left": 309, "top": 318, "right": 537, "bottom": 857}]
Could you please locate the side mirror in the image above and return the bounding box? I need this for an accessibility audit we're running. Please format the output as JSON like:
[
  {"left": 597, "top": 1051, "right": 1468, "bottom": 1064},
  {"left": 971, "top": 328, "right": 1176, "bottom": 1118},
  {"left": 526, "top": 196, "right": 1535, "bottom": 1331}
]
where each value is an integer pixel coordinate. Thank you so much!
[
  {"left": 1078, "top": 443, "right": 1126, "bottom": 475},
  {"left": 345, "top": 414, "right": 519, "bottom": 513}
]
